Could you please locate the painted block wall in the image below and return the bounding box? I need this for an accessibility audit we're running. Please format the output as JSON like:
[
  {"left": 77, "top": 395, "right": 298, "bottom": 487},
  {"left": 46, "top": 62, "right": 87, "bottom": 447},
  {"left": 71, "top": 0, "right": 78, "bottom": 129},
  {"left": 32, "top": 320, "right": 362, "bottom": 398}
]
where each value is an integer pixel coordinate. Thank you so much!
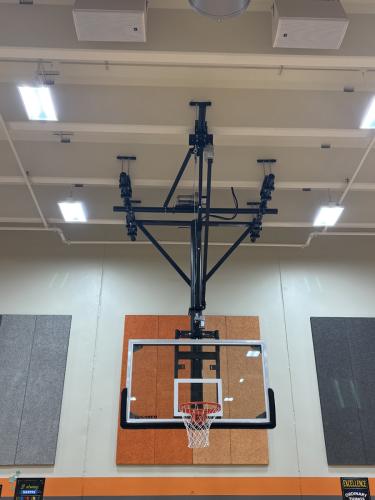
[{"left": 0, "top": 232, "right": 375, "bottom": 483}]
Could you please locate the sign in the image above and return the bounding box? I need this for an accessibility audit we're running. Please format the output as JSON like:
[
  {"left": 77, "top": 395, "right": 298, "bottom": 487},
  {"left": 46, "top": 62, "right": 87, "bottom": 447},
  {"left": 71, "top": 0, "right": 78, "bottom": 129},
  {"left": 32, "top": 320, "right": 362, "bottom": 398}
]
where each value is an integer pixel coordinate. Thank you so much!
[
  {"left": 14, "top": 479, "right": 45, "bottom": 500},
  {"left": 341, "top": 478, "right": 371, "bottom": 500}
]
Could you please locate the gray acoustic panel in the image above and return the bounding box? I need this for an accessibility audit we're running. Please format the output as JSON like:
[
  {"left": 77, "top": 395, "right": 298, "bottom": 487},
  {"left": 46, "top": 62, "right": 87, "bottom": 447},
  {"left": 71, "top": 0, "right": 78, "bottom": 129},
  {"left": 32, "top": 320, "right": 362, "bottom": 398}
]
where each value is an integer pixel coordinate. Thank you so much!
[
  {"left": 0, "top": 315, "right": 36, "bottom": 465},
  {"left": 346, "top": 318, "right": 375, "bottom": 464},
  {"left": 15, "top": 315, "right": 72, "bottom": 465},
  {"left": 311, "top": 317, "right": 366, "bottom": 465}
]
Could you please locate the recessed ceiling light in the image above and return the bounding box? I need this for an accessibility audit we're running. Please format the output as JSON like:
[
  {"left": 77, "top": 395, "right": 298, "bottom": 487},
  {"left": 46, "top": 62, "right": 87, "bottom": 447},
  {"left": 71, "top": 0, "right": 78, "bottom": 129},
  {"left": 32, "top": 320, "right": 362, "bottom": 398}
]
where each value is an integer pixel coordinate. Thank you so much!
[
  {"left": 224, "top": 397, "right": 234, "bottom": 402},
  {"left": 58, "top": 201, "right": 87, "bottom": 223},
  {"left": 239, "top": 378, "right": 245, "bottom": 383},
  {"left": 360, "top": 96, "right": 375, "bottom": 129},
  {"left": 246, "top": 350, "right": 260, "bottom": 358},
  {"left": 18, "top": 85, "right": 57, "bottom": 121},
  {"left": 313, "top": 205, "right": 344, "bottom": 227}
]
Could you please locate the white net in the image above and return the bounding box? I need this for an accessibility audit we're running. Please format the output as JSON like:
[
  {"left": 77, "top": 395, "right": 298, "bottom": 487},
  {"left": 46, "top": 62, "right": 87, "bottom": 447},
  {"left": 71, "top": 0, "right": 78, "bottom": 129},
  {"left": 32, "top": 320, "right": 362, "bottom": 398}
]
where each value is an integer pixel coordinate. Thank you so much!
[{"left": 180, "top": 402, "right": 221, "bottom": 448}]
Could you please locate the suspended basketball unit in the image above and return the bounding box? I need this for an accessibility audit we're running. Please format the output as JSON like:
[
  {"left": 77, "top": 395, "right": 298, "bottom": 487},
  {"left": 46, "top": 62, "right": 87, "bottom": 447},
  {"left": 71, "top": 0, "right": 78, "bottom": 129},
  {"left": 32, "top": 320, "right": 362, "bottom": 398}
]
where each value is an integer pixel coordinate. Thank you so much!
[{"left": 114, "top": 102, "right": 277, "bottom": 446}]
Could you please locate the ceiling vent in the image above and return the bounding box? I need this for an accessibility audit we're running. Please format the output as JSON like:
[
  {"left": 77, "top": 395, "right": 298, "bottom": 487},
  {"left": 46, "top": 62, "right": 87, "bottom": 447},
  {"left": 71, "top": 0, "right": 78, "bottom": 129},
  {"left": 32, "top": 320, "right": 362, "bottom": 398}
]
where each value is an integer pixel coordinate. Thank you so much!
[
  {"left": 73, "top": 0, "right": 147, "bottom": 42},
  {"left": 189, "top": 0, "right": 251, "bottom": 19},
  {"left": 272, "top": 0, "right": 349, "bottom": 50}
]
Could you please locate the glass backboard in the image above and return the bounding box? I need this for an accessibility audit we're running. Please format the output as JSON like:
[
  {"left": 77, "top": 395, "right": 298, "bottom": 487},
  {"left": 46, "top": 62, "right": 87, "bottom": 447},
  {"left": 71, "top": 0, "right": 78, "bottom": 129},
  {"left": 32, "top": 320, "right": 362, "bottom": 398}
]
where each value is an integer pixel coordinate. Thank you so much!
[{"left": 121, "top": 339, "right": 275, "bottom": 429}]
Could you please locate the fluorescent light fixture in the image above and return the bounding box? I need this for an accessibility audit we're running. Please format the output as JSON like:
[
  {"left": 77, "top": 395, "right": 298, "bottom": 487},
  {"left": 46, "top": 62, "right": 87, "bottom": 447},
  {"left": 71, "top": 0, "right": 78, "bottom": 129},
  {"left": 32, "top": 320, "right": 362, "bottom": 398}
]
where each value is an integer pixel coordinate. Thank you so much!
[
  {"left": 18, "top": 86, "right": 57, "bottom": 121},
  {"left": 224, "top": 397, "right": 234, "bottom": 402},
  {"left": 313, "top": 205, "right": 344, "bottom": 227},
  {"left": 58, "top": 201, "right": 87, "bottom": 223},
  {"left": 246, "top": 350, "right": 260, "bottom": 358},
  {"left": 360, "top": 96, "right": 375, "bottom": 129}
]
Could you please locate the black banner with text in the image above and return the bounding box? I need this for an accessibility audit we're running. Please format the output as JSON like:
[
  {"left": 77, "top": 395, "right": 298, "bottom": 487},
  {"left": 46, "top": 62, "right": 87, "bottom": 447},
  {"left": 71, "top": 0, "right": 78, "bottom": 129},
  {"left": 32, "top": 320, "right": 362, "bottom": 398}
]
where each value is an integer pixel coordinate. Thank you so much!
[{"left": 341, "top": 478, "right": 371, "bottom": 500}]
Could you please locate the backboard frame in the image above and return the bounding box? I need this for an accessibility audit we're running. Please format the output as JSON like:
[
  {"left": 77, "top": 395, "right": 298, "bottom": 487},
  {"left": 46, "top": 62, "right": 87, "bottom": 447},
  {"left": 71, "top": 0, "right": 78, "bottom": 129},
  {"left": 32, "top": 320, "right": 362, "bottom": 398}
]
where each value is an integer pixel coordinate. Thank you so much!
[{"left": 121, "top": 339, "right": 276, "bottom": 430}]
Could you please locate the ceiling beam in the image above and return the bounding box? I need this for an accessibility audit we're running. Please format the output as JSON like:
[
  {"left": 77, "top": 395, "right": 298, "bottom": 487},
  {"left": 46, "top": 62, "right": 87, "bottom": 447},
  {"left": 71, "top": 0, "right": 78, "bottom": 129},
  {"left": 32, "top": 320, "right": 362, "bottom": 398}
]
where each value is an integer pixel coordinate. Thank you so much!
[
  {"left": 3, "top": 46, "right": 375, "bottom": 72},
  {"left": 2, "top": 176, "right": 375, "bottom": 193},
  {"left": 1, "top": 216, "right": 375, "bottom": 230},
  {"left": 3, "top": 62, "right": 375, "bottom": 92},
  {"left": 8, "top": 121, "right": 369, "bottom": 138},
  {"left": 5, "top": 122, "right": 371, "bottom": 148}
]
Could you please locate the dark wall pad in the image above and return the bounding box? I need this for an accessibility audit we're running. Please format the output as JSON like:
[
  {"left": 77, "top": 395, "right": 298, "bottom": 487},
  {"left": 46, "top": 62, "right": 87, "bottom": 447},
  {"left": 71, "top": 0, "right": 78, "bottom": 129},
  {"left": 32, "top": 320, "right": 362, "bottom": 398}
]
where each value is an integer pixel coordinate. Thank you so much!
[
  {"left": 311, "top": 317, "right": 375, "bottom": 465},
  {"left": 15, "top": 315, "right": 72, "bottom": 465},
  {"left": 346, "top": 318, "right": 375, "bottom": 464},
  {"left": 0, "top": 315, "right": 36, "bottom": 465}
]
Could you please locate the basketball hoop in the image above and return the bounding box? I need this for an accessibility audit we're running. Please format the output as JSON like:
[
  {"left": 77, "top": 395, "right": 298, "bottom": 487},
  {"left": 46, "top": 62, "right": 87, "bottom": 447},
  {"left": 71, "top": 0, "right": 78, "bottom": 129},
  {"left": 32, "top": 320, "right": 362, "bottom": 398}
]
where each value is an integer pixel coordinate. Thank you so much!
[{"left": 180, "top": 401, "right": 221, "bottom": 448}]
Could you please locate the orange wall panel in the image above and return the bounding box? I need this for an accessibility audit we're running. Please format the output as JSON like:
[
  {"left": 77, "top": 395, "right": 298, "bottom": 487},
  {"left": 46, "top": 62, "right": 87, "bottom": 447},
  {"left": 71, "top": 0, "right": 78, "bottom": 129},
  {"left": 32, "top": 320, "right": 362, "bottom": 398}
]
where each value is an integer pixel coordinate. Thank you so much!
[
  {"left": 155, "top": 315, "right": 192, "bottom": 464},
  {"left": 116, "top": 315, "right": 158, "bottom": 465}
]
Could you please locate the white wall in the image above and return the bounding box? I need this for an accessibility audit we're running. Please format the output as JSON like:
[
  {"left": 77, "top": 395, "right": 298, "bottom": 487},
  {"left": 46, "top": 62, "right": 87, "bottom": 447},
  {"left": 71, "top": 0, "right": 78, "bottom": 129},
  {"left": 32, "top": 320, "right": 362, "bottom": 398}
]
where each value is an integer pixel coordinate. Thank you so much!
[{"left": 0, "top": 232, "right": 375, "bottom": 479}]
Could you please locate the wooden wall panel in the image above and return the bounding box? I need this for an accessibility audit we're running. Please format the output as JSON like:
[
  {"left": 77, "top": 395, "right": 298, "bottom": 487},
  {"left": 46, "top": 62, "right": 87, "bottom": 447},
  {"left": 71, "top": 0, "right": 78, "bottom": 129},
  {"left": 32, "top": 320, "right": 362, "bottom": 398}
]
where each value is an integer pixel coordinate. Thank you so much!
[
  {"left": 116, "top": 315, "right": 158, "bottom": 465},
  {"left": 116, "top": 315, "right": 268, "bottom": 465},
  {"left": 193, "top": 316, "right": 231, "bottom": 465},
  {"left": 226, "top": 316, "right": 269, "bottom": 465},
  {"left": 155, "top": 316, "right": 192, "bottom": 465}
]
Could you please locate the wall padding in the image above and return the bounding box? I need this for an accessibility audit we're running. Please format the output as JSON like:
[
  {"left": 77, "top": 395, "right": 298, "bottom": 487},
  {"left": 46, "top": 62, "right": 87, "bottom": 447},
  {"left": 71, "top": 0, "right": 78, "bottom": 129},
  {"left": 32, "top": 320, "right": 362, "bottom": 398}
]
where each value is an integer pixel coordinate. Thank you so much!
[
  {"left": 0, "top": 315, "right": 36, "bottom": 464},
  {"left": 0, "top": 314, "right": 72, "bottom": 466},
  {"left": 311, "top": 317, "right": 375, "bottom": 465},
  {"left": 15, "top": 315, "right": 72, "bottom": 465}
]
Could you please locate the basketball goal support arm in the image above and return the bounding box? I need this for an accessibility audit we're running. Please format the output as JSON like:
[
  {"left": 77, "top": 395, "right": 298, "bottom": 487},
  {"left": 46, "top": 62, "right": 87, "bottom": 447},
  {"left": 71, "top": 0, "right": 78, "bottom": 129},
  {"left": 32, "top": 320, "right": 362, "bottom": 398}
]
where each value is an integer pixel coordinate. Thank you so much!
[
  {"left": 136, "top": 222, "right": 191, "bottom": 286},
  {"left": 163, "top": 148, "right": 194, "bottom": 209},
  {"left": 113, "top": 101, "right": 278, "bottom": 338}
]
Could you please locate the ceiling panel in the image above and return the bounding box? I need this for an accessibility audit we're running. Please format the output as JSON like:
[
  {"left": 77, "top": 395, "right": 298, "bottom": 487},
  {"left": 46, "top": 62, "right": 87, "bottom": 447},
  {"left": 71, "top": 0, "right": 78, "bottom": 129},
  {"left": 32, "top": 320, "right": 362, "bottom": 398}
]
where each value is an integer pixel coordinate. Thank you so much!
[
  {"left": 2, "top": 142, "right": 368, "bottom": 183},
  {"left": 0, "top": 83, "right": 371, "bottom": 129},
  {"left": 1, "top": 1, "right": 375, "bottom": 245},
  {"left": 0, "top": 185, "right": 41, "bottom": 218}
]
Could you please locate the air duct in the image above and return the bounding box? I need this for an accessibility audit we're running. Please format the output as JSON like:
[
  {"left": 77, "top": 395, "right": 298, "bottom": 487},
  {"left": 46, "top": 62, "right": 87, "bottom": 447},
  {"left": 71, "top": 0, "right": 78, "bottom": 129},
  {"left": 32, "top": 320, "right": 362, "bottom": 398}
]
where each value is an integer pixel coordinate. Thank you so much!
[{"left": 188, "top": 0, "right": 251, "bottom": 19}]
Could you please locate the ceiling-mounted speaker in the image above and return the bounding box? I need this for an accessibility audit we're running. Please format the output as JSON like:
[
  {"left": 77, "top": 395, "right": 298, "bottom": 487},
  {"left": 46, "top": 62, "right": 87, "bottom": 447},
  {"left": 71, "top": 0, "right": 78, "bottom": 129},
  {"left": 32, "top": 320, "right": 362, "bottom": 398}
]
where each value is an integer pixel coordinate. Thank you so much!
[
  {"left": 73, "top": 0, "right": 147, "bottom": 42},
  {"left": 188, "top": 0, "right": 251, "bottom": 19},
  {"left": 272, "top": 0, "right": 349, "bottom": 49}
]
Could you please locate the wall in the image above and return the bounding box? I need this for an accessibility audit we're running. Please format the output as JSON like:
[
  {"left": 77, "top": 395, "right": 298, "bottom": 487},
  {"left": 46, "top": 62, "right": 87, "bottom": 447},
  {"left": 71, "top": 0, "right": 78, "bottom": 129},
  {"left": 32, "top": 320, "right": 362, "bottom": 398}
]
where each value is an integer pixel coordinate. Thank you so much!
[{"left": 0, "top": 232, "right": 375, "bottom": 493}]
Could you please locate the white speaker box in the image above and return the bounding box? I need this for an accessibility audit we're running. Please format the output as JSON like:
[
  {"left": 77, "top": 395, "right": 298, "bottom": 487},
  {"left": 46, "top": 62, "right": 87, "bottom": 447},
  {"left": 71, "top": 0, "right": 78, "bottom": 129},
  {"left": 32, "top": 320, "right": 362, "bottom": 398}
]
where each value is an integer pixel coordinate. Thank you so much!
[
  {"left": 73, "top": 0, "right": 147, "bottom": 42},
  {"left": 272, "top": 0, "right": 349, "bottom": 50}
]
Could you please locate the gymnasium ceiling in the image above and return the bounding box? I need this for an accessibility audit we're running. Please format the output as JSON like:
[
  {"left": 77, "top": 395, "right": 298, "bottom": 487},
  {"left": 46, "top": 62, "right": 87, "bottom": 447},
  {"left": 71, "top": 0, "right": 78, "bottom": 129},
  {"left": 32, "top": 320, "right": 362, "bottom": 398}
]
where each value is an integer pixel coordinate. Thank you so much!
[{"left": 2, "top": 0, "right": 375, "bottom": 245}]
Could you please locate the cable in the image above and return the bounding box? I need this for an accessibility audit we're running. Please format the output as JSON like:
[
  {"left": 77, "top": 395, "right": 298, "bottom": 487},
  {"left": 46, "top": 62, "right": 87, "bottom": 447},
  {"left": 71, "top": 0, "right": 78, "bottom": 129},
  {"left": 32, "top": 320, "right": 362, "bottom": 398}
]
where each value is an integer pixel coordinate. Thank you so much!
[{"left": 208, "top": 187, "right": 239, "bottom": 221}]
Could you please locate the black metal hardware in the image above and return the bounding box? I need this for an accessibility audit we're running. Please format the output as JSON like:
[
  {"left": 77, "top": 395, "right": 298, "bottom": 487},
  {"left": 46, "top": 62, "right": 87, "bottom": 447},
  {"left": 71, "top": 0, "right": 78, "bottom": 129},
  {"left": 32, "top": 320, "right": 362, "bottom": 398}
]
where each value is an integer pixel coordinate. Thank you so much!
[
  {"left": 174, "top": 328, "right": 220, "bottom": 401},
  {"left": 114, "top": 206, "right": 277, "bottom": 215},
  {"left": 120, "top": 387, "right": 276, "bottom": 430},
  {"left": 114, "top": 102, "right": 278, "bottom": 339}
]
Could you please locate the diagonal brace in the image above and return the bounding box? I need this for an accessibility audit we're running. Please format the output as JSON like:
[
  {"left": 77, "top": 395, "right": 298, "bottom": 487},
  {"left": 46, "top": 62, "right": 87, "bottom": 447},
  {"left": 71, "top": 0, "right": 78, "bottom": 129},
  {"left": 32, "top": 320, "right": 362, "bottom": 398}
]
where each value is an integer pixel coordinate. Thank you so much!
[
  {"left": 137, "top": 222, "right": 191, "bottom": 286},
  {"left": 163, "top": 148, "right": 194, "bottom": 209},
  {"left": 206, "top": 225, "right": 252, "bottom": 281}
]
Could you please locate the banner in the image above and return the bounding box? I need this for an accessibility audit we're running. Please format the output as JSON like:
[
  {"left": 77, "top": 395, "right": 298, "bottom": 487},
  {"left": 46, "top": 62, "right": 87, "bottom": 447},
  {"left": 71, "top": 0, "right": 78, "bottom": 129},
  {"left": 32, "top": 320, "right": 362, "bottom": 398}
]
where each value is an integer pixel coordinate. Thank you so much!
[
  {"left": 14, "top": 479, "right": 45, "bottom": 500},
  {"left": 341, "top": 478, "right": 371, "bottom": 500}
]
